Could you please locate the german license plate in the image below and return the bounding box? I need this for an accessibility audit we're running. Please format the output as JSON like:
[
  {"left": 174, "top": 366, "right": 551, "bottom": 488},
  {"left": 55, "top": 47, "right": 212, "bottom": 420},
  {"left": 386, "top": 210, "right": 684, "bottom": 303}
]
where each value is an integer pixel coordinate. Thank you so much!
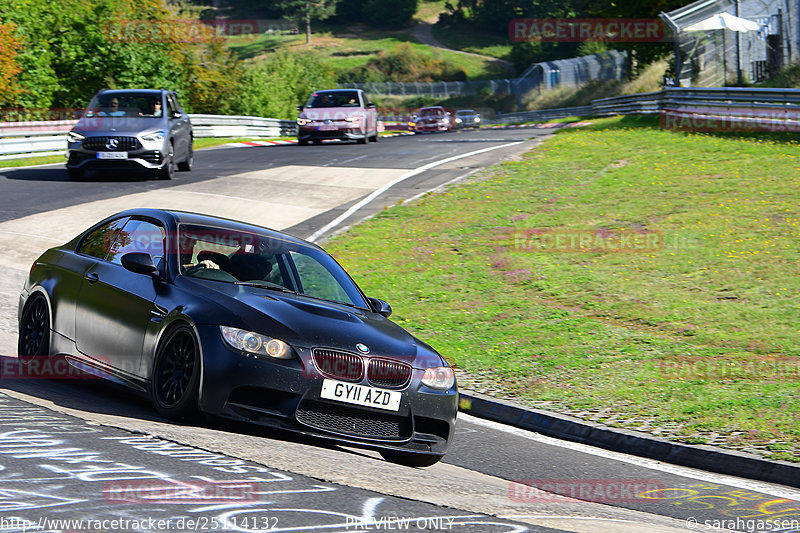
[
  {"left": 97, "top": 152, "right": 127, "bottom": 159},
  {"left": 320, "top": 379, "right": 401, "bottom": 411},
  {"left": 318, "top": 124, "right": 337, "bottom": 131}
]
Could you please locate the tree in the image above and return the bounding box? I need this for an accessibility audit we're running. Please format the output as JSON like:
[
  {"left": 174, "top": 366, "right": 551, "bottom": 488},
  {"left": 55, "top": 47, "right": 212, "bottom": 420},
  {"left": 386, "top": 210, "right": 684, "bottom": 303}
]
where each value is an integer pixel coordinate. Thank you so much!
[
  {"left": 277, "top": 0, "right": 339, "bottom": 45},
  {"left": 0, "top": 22, "right": 22, "bottom": 107}
]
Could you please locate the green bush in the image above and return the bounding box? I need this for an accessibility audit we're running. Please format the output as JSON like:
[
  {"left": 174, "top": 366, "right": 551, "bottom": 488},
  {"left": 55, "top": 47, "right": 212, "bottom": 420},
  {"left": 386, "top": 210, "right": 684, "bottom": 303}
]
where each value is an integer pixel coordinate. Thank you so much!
[
  {"left": 231, "top": 50, "right": 335, "bottom": 119},
  {"left": 362, "top": 0, "right": 418, "bottom": 28}
]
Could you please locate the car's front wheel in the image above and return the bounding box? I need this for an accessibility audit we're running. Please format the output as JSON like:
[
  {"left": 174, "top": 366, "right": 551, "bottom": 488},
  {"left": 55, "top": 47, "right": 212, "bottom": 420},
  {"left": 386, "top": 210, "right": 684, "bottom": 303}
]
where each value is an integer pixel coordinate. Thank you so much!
[
  {"left": 157, "top": 144, "right": 174, "bottom": 180},
  {"left": 18, "top": 294, "right": 50, "bottom": 363},
  {"left": 151, "top": 324, "right": 200, "bottom": 420},
  {"left": 177, "top": 143, "right": 193, "bottom": 171},
  {"left": 379, "top": 450, "right": 444, "bottom": 468},
  {"left": 67, "top": 168, "right": 84, "bottom": 181}
]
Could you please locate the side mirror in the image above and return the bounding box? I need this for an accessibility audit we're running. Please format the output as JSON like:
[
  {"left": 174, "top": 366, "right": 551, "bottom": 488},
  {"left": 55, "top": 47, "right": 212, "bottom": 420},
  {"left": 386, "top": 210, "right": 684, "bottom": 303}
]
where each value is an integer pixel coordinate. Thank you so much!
[
  {"left": 367, "top": 297, "right": 392, "bottom": 318},
  {"left": 170, "top": 111, "right": 182, "bottom": 120},
  {"left": 297, "top": 105, "right": 304, "bottom": 111},
  {"left": 367, "top": 103, "right": 376, "bottom": 108},
  {"left": 121, "top": 252, "right": 159, "bottom": 277}
]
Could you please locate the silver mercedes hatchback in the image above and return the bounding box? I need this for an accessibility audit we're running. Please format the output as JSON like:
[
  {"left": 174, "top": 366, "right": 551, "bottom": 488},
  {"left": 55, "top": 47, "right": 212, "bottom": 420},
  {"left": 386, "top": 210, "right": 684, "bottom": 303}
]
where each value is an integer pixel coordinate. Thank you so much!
[{"left": 66, "top": 89, "right": 193, "bottom": 181}]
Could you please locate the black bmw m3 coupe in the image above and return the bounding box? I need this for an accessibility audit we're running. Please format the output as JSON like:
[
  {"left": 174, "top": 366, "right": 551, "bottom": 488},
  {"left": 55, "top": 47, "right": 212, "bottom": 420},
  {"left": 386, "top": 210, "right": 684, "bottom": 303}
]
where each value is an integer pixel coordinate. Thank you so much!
[{"left": 17, "top": 209, "right": 457, "bottom": 467}]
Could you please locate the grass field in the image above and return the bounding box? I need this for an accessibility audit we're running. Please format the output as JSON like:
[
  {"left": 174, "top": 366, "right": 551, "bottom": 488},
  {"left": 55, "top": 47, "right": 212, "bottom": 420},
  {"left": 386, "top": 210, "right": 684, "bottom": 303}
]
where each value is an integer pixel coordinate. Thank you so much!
[
  {"left": 325, "top": 116, "right": 800, "bottom": 461},
  {"left": 226, "top": 24, "right": 507, "bottom": 81}
]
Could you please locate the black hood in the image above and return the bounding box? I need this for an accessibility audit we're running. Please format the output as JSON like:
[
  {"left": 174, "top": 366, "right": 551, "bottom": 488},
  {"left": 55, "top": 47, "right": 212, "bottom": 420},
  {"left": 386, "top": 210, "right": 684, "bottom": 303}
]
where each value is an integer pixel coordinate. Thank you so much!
[{"left": 188, "top": 279, "right": 443, "bottom": 367}]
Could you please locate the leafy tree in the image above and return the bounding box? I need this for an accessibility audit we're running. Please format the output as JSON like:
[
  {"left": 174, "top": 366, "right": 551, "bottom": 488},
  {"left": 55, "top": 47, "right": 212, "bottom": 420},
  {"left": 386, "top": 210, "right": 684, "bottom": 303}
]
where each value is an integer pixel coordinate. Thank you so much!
[
  {"left": 362, "top": 0, "right": 418, "bottom": 28},
  {"left": 277, "top": 0, "right": 339, "bottom": 44},
  {"left": 231, "top": 49, "right": 335, "bottom": 119},
  {"left": 0, "top": 22, "right": 22, "bottom": 107}
]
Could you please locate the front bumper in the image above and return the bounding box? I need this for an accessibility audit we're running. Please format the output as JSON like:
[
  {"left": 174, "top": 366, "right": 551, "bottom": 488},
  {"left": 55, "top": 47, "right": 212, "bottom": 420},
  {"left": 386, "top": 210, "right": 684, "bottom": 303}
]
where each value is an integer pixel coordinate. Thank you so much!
[
  {"left": 298, "top": 125, "right": 367, "bottom": 142},
  {"left": 196, "top": 325, "right": 457, "bottom": 455}
]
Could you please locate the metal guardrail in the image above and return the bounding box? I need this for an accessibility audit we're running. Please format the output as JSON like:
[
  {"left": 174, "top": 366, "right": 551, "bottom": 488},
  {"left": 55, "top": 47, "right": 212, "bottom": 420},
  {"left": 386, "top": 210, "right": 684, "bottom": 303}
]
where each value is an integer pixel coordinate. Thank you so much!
[
  {"left": 0, "top": 114, "right": 297, "bottom": 161},
  {"left": 491, "top": 87, "right": 800, "bottom": 124},
  {"left": 4, "top": 88, "right": 800, "bottom": 160}
]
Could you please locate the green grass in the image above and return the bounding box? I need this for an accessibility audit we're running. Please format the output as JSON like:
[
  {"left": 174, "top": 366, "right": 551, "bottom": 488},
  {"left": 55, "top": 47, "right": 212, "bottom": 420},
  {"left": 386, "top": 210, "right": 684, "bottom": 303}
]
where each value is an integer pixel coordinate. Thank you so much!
[
  {"left": 325, "top": 115, "right": 800, "bottom": 458},
  {"left": 0, "top": 155, "right": 64, "bottom": 168},
  {"left": 226, "top": 24, "right": 507, "bottom": 80},
  {"left": 432, "top": 22, "right": 513, "bottom": 60}
]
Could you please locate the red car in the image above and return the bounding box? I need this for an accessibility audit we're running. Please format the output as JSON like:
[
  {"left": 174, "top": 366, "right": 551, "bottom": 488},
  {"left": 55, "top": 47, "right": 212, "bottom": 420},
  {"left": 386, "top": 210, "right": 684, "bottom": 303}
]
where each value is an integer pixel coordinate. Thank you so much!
[
  {"left": 296, "top": 89, "right": 379, "bottom": 145},
  {"left": 411, "top": 106, "right": 453, "bottom": 133}
]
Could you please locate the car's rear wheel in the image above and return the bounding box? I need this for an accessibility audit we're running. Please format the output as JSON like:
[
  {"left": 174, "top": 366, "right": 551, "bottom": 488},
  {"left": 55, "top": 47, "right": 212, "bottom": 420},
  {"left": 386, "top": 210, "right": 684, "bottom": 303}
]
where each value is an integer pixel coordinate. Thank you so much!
[
  {"left": 151, "top": 324, "right": 200, "bottom": 420},
  {"left": 18, "top": 294, "right": 50, "bottom": 363},
  {"left": 379, "top": 450, "right": 444, "bottom": 468}
]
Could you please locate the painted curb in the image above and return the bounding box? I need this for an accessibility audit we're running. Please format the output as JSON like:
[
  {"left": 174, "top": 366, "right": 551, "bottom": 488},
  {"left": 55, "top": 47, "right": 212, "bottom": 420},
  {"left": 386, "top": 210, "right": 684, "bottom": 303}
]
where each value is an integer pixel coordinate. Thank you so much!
[{"left": 458, "top": 391, "right": 800, "bottom": 489}]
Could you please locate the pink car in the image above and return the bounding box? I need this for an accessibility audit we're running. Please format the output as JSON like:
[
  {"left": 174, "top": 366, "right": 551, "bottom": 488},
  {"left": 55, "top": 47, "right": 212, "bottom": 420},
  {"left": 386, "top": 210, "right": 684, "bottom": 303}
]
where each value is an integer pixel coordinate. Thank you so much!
[{"left": 296, "top": 89, "right": 379, "bottom": 145}]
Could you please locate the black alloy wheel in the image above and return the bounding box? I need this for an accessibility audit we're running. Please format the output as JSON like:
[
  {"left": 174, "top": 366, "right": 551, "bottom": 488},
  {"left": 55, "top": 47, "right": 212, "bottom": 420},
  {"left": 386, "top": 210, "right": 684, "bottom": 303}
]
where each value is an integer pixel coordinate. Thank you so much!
[
  {"left": 18, "top": 295, "right": 50, "bottom": 363},
  {"left": 152, "top": 324, "right": 200, "bottom": 419}
]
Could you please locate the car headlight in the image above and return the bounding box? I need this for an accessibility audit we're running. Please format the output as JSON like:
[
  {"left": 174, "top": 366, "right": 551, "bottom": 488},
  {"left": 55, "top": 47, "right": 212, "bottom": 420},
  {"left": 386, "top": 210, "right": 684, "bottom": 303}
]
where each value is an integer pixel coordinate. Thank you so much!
[
  {"left": 455, "top": 118, "right": 462, "bottom": 124},
  {"left": 344, "top": 116, "right": 359, "bottom": 123},
  {"left": 140, "top": 130, "right": 166, "bottom": 146},
  {"left": 219, "top": 326, "right": 291, "bottom": 359},
  {"left": 297, "top": 118, "right": 309, "bottom": 126},
  {"left": 474, "top": 117, "right": 481, "bottom": 122},
  {"left": 421, "top": 367, "right": 455, "bottom": 389},
  {"left": 67, "top": 131, "right": 85, "bottom": 144}
]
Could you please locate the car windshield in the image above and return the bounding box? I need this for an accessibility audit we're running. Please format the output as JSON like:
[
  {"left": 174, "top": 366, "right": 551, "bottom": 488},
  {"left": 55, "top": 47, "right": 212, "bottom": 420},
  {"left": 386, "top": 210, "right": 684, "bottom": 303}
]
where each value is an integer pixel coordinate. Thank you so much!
[
  {"left": 420, "top": 108, "right": 443, "bottom": 116},
  {"left": 457, "top": 110, "right": 475, "bottom": 116},
  {"left": 306, "top": 91, "right": 360, "bottom": 108},
  {"left": 85, "top": 92, "right": 162, "bottom": 118},
  {"left": 178, "top": 224, "right": 369, "bottom": 309}
]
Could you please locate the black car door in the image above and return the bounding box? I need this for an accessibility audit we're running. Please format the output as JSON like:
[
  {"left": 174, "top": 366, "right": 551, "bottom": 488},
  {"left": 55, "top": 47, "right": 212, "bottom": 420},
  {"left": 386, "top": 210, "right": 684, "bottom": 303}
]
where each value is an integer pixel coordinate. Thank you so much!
[{"left": 74, "top": 218, "right": 166, "bottom": 378}]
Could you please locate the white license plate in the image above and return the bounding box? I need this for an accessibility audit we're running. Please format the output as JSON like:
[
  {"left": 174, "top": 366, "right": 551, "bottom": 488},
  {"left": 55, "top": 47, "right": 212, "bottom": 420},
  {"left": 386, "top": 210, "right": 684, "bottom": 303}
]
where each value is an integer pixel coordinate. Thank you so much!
[
  {"left": 320, "top": 379, "right": 401, "bottom": 412},
  {"left": 97, "top": 152, "right": 128, "bottom": 159},
  {"left": 318, "top": 124, "right": 338, "bottom": 131}
]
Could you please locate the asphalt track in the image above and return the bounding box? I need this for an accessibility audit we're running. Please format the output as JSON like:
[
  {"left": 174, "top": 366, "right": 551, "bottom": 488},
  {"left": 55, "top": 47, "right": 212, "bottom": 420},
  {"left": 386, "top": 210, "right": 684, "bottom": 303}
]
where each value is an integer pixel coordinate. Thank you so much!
[{"left": 1, "top": 128, "right": 798, "bottom": 532}]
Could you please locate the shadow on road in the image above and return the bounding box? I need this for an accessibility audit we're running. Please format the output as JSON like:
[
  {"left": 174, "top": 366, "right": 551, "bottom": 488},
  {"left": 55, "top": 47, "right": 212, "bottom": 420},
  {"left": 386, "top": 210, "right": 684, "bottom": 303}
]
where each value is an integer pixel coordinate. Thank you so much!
[{"left": 1, "top": 168, "right": 154, "bottom": 182}]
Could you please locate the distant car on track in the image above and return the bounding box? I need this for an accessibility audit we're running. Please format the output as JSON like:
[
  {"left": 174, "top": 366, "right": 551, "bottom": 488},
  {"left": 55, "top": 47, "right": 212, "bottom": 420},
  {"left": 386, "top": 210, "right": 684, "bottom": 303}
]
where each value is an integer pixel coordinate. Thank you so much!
[
  {"left": 454, "top": 109, "right": 481, "bottom": 129},
  {"left": 66, "top": 89, "right": 193, "bottom": 181},
  {"left": 18, "top": 209, "right": 458, "bottom": 467},
  {"left": 296, "top": 89, "right": 379, "bottom": 145},
  {"left": 411, "top": 106, "right": 453, "bottom": 133}
]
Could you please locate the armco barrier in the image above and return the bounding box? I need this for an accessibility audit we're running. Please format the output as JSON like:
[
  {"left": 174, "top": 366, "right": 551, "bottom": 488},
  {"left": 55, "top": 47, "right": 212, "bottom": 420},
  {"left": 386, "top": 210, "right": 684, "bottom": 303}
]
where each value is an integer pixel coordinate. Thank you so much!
[
  {"left": 4, "top": 88, "right": 800, "bottom": 160},
  {"left": 0, "top": 114, "right": 296, "bottom": 161}
]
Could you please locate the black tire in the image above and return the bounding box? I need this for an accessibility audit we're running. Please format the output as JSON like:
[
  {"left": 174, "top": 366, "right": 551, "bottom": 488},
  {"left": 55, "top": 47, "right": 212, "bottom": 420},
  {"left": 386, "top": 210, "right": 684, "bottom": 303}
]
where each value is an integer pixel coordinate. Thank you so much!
[
  {"left": 157, "top": 144, "right": 174, "bottom": 180},
  {"left": 370, "top": 131, "right": 379, "bottom": 142},
  {"left": 67, "top": 168, "right": 83, "bottom": 181},
  {"left": 177, "top": 144, "right": 193, "bottom": 171},
  {"left": 298, "top": 139, "right": 309, "bottom": 146},
  {"left": 151, "top": 324, "right": 200, "bottom": 420},
  {"left": 18, "top": 294, "right": 50, "bottom": 363},
  {"left": 379, "top": 450, "right": 444, "bottom": 468},
  {"left": 357, "top": 134, "right": 368, "bottom": 144}
]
